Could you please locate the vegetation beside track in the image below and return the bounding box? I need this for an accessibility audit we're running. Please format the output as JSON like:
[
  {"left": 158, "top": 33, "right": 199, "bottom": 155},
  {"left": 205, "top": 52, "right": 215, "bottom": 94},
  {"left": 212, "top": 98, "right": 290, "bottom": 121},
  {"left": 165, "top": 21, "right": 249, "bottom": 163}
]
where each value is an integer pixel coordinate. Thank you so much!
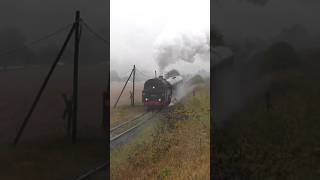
[
  {"left": 110, "top": 84, "right": 210, "bottom": 179},
  {"left": 215, "top": 66, "right": 320, "bottom": 179},
  {"left": 0, "top": 138, "right": 106, "bottom": 180},
  {"left": 110, "top": 105, "right": 145, "bottom": 126}
]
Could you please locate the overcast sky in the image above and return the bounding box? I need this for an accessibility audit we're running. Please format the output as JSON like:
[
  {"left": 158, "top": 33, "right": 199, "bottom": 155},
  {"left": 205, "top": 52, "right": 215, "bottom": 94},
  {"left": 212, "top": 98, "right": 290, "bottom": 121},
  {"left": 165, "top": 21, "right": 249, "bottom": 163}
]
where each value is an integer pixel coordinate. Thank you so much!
[
  {"left": 0, "top": 0, "right": 106, "bottom": 39},
  {"left": 111, "top": 0, "right": 210, "bottom": 76},
  {"left": 213, "top": 0, "right": 320, "bottom": 40}
]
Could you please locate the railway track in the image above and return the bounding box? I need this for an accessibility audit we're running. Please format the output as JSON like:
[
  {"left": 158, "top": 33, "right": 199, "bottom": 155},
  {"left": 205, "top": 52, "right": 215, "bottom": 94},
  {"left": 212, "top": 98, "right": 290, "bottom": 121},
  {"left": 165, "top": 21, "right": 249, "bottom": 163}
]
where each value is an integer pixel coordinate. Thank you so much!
[
  {"left": 73, "top": 109, "right": 164, "bottom": 179},
  {"left": 74, "top": 162, "right": 107, "bottom": 180},
  {"left": 74, "top": 108, "right": 169, "bottom": 179},
  {"left": 110, "top": 110, "right": 160, "bottom": 142}
]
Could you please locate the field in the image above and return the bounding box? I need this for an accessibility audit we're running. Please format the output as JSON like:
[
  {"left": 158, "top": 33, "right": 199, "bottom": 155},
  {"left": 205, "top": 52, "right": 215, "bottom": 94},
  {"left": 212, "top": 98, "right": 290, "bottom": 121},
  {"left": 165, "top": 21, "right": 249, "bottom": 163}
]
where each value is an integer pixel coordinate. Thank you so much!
[
  {"left": 110, "top": 81, "right": 144, "bottom": 107},
  {"left": 0, "top": 64, "right": 107, "bottom": 179},
  {"left": 110, "top": 83, "right": 210, "bottom": 179},
  {"left": 110, "top": 81, "right": 145, "bottom": 126},
  {"left": 215, "top": 61, "right": 320, "bottom": 179}
]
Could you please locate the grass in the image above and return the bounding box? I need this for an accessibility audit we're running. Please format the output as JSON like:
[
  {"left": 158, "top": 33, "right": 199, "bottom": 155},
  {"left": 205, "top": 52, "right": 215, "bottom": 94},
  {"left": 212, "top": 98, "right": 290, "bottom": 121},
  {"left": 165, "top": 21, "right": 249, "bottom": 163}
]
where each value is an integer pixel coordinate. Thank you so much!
[
  {"left": 111, "top": 104, "right": 145, "bottom": 126},
  {"left": 0, "top": 137, "right": 106, "bottom": 180},
  {"left": 110, "top": 85, "right": 210, "bottom": 179},
  {"left": 215, "top": 67, "right": 320, "bottom": 179}
]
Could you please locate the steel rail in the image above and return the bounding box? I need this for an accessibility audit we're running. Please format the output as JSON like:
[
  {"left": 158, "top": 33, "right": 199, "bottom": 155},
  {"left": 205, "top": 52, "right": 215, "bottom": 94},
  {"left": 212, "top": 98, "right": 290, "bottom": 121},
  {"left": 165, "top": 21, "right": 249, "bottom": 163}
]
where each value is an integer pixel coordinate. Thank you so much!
[
  {"left": 74, "top": 162, "right": 107, "bottom": 180},
  {"left": 110, "top": 110, "right": 160, "bottom": 142},
  {"left": 110, "top": 112, "right": 149, "bottom": 132}
]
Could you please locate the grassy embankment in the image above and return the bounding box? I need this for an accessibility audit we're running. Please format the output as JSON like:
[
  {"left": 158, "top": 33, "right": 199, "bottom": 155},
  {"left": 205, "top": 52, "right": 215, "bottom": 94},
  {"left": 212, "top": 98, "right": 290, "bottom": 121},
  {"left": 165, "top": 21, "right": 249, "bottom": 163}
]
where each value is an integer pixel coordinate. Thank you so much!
[
  {"left": 110, "top": 84, "right": 210, "bottom": 179},
  {"left": 216, "top": 67, "right": 320, "bottom": 179},
  {"left": 0, "top": 138, "right": 106, "bottom": 180},
  {"left": 111, "top": 104, "right": 145, "bottom": 126}
]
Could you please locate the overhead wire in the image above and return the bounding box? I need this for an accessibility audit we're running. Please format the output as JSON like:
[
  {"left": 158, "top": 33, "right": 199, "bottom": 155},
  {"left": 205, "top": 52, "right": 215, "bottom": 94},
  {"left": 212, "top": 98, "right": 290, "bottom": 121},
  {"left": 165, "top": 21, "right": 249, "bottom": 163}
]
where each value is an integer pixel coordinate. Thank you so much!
[
  {"left": 135, "top": 67, "right": 152, "bottom": 79},
  {"left": 80, "top": 18, "right": 109, "bottom": 92},
  {"left": 0, "top": 23, "right": 73, "bottom": 57},
  {"left": 80, "top": 19, "right": 108, "bottom": 45},
  {"left": 123, "top": 68, "right": 134, "bottom": 78}
]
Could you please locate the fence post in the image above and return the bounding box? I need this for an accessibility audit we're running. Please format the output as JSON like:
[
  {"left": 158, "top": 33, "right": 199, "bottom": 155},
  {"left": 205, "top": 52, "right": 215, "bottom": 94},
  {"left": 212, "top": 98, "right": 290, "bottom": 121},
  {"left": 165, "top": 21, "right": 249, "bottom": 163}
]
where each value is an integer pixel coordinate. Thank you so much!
[{"left": 132, "top": 65, "right": 135, "bottom": 106}]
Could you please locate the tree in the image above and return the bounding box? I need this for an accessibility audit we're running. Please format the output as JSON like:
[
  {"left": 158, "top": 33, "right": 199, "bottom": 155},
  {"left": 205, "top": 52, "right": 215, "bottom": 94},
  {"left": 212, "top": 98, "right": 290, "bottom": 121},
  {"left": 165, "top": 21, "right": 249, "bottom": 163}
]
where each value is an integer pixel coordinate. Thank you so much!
[
  {"left": 261, "top": 41, "right": 300, "bottom": 73},
  {"left": 0, "top": 27, "right": 36, "bottom": 66},
  {"left": 190, "top": 74, "right": 204, "bottom": 85},
  {"left": 212, "top": 26, "right": 224, "bottom": 47},
  {"left": 165, "top": 69, "right": 180, "bottom": 78},
  {"left": 110, "top": 70, "right": 121, "bottom": 81}
]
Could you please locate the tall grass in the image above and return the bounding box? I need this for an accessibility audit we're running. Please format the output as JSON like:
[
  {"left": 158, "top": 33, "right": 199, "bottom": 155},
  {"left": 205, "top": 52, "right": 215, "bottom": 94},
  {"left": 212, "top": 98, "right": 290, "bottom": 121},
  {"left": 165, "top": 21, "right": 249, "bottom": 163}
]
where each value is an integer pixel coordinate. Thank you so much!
[
  {"left": 216, "top": 69, "right": 320, "bottom": 179},
  {"left": 110, "top": 86, "right": 210, "bottom": 179}
]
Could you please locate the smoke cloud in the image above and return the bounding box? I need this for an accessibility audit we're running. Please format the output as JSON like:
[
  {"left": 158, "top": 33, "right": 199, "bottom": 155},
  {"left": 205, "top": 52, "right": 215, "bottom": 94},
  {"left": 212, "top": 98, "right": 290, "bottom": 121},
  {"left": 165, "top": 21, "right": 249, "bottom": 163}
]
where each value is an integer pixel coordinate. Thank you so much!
[{"left": 153, "top": 27, "right": 209, "bottom": 71}]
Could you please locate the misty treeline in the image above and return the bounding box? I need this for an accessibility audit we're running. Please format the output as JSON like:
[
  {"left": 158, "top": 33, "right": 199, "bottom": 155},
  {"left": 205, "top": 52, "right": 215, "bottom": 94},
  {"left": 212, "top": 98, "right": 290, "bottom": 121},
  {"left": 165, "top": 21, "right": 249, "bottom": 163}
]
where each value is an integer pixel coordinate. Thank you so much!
[
  {"left": 0, "top": 25, "right": 107, "bottom": 67},
  {"left": 110, "top": 68, "right": 151, "bottom": 82},
  {"left": 212, "top": 23, "right": 320, "bottom": 122},
  {"left": 212, "top": 26, "right": 224, "bottom": 47},
  {"left": 214, "top": 27, "right": 320, "bottom": 180}
]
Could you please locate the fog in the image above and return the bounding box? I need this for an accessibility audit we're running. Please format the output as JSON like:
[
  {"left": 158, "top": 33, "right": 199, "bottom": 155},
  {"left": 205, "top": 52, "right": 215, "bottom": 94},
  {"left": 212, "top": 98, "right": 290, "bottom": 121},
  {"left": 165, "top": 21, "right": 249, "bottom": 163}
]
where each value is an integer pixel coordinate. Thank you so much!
[
  {"left": 213, "top": 0, "right": 320, "bottom": 123},
  {"left": 111, "top": 0, "right": 210, "bottom": 78},
  {"left": 0, "top": 0, "right": 106, "bottom": 39},
  {"left": 0, "top": 0, "right": 107, "bottom": 67},
  {"left": 213, "top": 0, "right": 320, "bottom": 40}
]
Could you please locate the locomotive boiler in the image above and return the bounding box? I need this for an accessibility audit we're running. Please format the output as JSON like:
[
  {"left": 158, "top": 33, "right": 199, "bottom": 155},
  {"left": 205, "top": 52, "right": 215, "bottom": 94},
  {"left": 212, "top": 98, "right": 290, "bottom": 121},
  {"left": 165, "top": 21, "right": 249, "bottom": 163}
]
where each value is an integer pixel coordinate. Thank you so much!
[{"left": 142, "top": 75, "right": 183, "bottom": 110}]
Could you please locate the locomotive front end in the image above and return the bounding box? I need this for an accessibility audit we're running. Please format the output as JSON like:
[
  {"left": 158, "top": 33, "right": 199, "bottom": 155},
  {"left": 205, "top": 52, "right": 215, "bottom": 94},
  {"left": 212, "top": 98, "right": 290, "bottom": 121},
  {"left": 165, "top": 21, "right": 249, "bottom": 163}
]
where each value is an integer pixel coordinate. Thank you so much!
[{"left": 142, "top": 76, "right": 172, "bottom": 110}]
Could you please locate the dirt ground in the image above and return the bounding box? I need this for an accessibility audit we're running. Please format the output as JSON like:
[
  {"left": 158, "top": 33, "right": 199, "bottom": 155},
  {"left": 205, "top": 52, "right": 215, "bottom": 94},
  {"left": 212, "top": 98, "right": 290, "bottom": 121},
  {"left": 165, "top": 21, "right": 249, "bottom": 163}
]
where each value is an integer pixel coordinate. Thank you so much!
[{"left": 0, "top": 64, "right": 107, "bottom": 179}]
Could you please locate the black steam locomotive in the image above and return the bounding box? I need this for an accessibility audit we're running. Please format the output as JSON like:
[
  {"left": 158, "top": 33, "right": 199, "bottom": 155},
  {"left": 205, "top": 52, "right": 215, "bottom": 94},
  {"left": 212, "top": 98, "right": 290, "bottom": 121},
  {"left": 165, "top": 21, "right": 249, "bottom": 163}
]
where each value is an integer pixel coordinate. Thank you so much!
[{"left": 142, "top": 75, "right": 183, "bottom": 110}]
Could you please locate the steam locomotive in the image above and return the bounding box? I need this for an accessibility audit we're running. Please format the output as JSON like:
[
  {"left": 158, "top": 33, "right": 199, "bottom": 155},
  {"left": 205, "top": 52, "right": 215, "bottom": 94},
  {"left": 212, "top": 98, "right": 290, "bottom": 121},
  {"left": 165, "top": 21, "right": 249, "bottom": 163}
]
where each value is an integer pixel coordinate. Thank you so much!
[{"left": 142, "top": 75, "right": 183, "bottom": 110}]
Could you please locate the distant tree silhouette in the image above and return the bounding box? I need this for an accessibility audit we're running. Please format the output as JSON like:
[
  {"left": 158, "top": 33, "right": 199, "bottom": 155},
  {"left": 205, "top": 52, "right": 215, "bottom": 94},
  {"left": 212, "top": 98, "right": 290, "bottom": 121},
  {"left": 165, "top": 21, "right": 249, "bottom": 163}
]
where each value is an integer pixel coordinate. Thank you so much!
[
  {"left": 110, "top": 70, "right": 121, "bottom": 81},
  {"left": 261, "top": 41, "right": 300, "bottom": 73},
  {"left": 212, "top": 27, "right": 224, "bottom": 47},
  {"left": 273, "top": 24, "right": 309, "bottom": 48},
  {"left": 190, "top": 74, "right": 204, "bottom": 85},
  {"left": 0, "top": 27, "right": 36, "bottom": 66},
  {"left": 166, "top": 69, "right": 180, "bottom": 78}
]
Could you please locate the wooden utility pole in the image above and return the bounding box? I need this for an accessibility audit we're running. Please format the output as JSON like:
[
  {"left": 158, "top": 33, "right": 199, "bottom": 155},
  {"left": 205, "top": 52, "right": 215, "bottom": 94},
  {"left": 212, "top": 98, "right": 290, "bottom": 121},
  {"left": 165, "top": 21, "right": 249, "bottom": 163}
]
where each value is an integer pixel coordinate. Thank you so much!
[
  {"left": 13, "top": 24, "right": 75, "bottom": 145},
  {"left": 155, "top": 70, "right": 157, "bottom": 78},
  {"left": 113, "top": 69, "right": 133, "bottom": 108},
  {"left": 72, "top": 10, "right": 81, "bottom": 143},
  {"left": 132, "top": 65, "right": 135, "bottom": 106}
]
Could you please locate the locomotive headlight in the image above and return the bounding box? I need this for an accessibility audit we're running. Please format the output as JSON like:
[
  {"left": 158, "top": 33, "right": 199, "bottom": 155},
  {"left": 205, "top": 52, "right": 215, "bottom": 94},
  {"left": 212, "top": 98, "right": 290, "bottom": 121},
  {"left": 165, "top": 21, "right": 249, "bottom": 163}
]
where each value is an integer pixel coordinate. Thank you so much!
[
  {"left": 145, "top": 98, "right": 148, "bottom": 101},
  {"left": 158, "top": 98, "right": 161, "bottom": 102}
]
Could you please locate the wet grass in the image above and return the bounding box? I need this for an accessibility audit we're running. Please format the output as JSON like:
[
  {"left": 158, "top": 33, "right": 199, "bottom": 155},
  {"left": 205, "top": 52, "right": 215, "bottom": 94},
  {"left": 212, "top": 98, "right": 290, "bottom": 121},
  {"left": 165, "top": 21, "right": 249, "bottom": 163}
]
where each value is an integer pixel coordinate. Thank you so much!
[
  {"left": 215, "top": 68, "right": 320, "bottom": 179},
  {"left": 110, "top": 105, "right": 145, "bottom": 127},
  {"left": 110, "top": 85, "right": 210, "bottom": 179},
  {"left": 0, "top": 137, "right": 106, "bottom": 180}
]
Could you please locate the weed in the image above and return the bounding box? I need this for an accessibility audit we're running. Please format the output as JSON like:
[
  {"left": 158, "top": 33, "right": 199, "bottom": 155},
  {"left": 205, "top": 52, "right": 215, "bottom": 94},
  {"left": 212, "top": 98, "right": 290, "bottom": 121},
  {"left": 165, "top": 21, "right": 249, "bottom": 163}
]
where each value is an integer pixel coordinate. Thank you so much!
[{"left": 110, "top": 85, "right": 210, "bottom": 179}]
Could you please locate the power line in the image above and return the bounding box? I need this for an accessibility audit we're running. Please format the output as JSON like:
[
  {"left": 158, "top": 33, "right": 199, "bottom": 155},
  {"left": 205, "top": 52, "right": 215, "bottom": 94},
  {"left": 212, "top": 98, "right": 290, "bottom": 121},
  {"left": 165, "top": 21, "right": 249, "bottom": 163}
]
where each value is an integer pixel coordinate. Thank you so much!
[
  {"left": 122, "top": 68, "right": 133, "bottom": 78},
  {"left": 135, "top": 67, "right": 151, "bottom": 78},
  {"left": 0, "top": 23, "right": 73, "bottom": 57},
  {"left": 81, "top": 20, "right": 107, "bottom": 45}
]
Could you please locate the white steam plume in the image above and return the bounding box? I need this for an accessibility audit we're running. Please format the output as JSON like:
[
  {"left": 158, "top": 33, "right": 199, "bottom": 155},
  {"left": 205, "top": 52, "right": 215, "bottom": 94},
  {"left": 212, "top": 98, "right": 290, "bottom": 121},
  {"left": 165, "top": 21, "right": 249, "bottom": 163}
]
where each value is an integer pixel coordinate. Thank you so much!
[{"left": 153, "top": 16, "right": 210, "bottom": 71}]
